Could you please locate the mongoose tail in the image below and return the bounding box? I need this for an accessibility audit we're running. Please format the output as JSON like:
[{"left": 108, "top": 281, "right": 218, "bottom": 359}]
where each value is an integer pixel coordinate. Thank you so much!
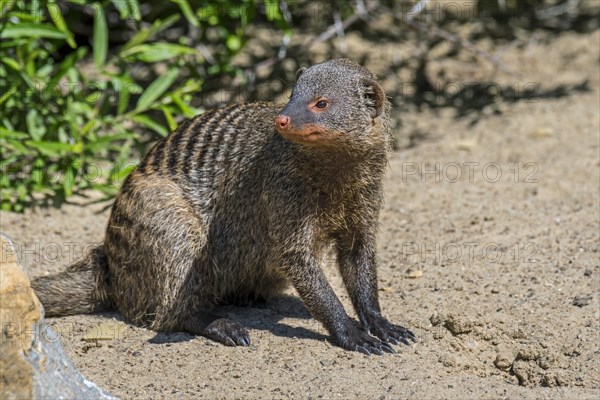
[{"left": 31, "top": 245, "right": 113, "bottom": 317}]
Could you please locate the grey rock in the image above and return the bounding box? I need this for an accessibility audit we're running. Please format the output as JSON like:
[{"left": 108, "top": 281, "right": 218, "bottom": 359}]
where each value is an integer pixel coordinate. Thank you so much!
[{"left": 0, "top": 233, "right": 116, "bottom": 400}]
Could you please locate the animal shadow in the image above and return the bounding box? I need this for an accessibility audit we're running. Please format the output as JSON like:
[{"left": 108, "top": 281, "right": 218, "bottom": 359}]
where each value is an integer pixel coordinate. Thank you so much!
[{"left": 148, "top": 295, "right": 328, "bottom": 345}]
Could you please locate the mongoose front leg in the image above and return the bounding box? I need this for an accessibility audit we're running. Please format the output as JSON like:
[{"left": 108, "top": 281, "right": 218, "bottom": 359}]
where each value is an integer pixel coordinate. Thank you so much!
[
  {"left": 337, "top": 237, "right": 416, "bottom": 347},
  {"left": 281, "top": 253, "right": 394, "bottom": 355}
]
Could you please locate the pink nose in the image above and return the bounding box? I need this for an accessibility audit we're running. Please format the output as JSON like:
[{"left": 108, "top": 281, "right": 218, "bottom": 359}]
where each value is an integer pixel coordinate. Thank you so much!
[{"left": 274, "top": 115, "right": 290, "bottom": 130}]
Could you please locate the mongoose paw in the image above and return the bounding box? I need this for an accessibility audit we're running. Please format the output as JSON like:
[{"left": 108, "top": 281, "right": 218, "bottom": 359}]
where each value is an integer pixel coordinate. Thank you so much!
[
  {"left": 203, "top": 318, "right": 251, "bottom": 347},
  {"left": 334, "top": 321, "right": 394, "bottom": 356},
  {"left": 366, "top": 317, "right": 416, "bottom": 346}
]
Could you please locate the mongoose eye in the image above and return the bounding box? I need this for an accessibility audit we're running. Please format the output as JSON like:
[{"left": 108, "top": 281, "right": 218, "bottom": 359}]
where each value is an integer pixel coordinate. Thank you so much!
[{"left": 308, "top": 98, "right": 330, "bottom": 113}]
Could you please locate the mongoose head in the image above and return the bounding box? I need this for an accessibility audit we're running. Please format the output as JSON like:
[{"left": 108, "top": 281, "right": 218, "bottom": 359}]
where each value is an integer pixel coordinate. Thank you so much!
[{"left": 275, "top": 59, "right": 389, "bottom": 149}]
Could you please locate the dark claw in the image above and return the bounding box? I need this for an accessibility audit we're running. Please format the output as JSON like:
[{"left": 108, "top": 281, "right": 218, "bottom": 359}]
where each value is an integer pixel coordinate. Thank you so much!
[
  {"left": 397, "top": 328, "right": 416, "bottom": 344},
  {"left": 381, "top": 343, "right": 396, "bottom": 353},
  {"left": 224, "top": 337, "right": 236, "bottom": 347},
  {"left": 399, "top": 336, "right": 411, "bottom": 346},
  {"left": 239, "top": 336, "right": 250, "bottom": 347},
  {"left": 338, "top": 320, "right": 401, "bottom": 355},
  {"left": 366, "top": 317, "right": 417, "bottom": 348},
  {"left": 369, "top": 345, "right": 383, "bottom": 356}
]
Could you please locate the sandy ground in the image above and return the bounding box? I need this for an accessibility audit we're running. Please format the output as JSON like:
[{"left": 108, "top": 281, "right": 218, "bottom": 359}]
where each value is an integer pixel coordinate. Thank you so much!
[{"left": 1, "top": 23, "right": 599, "bottom": 400}]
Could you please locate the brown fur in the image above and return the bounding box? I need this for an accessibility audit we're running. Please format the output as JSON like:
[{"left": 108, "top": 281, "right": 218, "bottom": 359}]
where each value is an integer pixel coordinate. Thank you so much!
[{"left": 32, "top": 59, "right": 415, "bottom": 354}]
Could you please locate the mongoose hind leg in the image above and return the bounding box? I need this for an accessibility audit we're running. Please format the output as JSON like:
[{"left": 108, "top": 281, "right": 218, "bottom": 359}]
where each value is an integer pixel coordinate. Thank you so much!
[{"left": 181, "top": 313, "right": 251, "bottom": 347}]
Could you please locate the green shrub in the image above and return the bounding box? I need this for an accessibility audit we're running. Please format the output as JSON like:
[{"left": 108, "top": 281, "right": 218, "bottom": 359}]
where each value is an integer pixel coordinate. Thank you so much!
[{"left": 0, "top": 0, "right": 291, "bottom": 211}]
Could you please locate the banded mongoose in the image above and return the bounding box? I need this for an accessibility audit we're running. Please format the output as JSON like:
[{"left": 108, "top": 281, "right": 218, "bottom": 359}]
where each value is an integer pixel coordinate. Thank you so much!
[{"left": 32, "top": 59, "right": 416, "bottom": 355}]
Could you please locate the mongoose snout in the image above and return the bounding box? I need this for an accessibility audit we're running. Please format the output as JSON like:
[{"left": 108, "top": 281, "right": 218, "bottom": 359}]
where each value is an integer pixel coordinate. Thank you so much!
[
  {"left": 31, "top": 58, "right": 416, "bottom": 356},
  {"left": 274, "top": 115, "right": 290, "bottom": 130},
  {"left": 275, "top": 99, "right": 344, "bottom": 144}
]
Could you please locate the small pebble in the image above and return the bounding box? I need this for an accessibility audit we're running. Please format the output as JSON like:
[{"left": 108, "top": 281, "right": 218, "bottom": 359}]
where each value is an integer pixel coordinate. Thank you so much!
[{"left": 408, "top": 270, "right": 423, "bottom": 279}]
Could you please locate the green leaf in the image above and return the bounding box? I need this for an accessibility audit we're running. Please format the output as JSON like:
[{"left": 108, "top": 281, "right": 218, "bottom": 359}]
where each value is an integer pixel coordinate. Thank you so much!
[
  {"left": 0, "top": 128, "right": 29, "bottom": 140},
  {"left": 117, "top": 89, "right": 131, "bottom": 115},
  {"left": 171, "top": 0, "right": 199, "bottom": 27},
  {"left": 63, "top": 165, "right": 75, "bottom": 196},
  {"left": 171, "top": 94, "right": 197, "bottom": 118},
  {"left": 17, "top": 71, "right": 35, "bottom": 90},
  {"left": 81, "top": 118, "right": 98, "bottom": 136},
  {"left": 87, "top": 133, "right": 132, "bottom": 152},
  {"left": 0, "top": 23, "right": 67, "bottom": 39},
  {"left": 0, "top": 85, "right": 17, "bottom": 106},
  {"left": 226, "top": 35, "right": 242, "bottom": 52},
  {"left": 25, "top": 141, "right": 82, "bottom": 157},
  {"left": 135, "top": 68, "right": 180, "bottom": 112},
  {"left": 47, "top": 1, "right": 76, "bottom": 48},
  {"left": 106, "top": 73, "right": 143, "bottom": 93},
  {"left": 5, "top": 139, "right": 28, "bottom": 154},
  {"left": 0, "top": 40, "right": 22, "bottom": 49},
  {"left": 121, "top": 42, "right": 197, "bottom": 63},
  {"left": 160, "top": 106, "right": 177, "bottom": 131},
  {"left": 111, "top": 0, "right": 142, "bottom": 20},
  {"left": 264, "top": 0, "right": 281, "bottom": 21},
  {"left": 106, "top": 74, "right": 142, "bottom": 114},
  {"left": 26, "top": 109, "right": 46, "bottom": 141},
  {"left": 47, "top": 47, "right": 87, "bottom": 89},
  {"left": 93, "top": 3, "right": 108, "bottom": 68},
  {"left": 109, "top": 162, "right": 137, "bottom": 183},
  {"left": 25, "top": 48, "right": 40, "bottom": 76},
  {"left": 121, "top": 15, "right": 180, "bottom": 52},
  {"left": 30, "top": 0, "right": 41, "bottom": 15},
  {"left": 1, "top": 57, "right": 21, "bottom": 72},
  {"left": 127, "top": 0, "right": 142, "bottom": 20},
  {"left": 111, "top": 0, "right": 130, "bottom": 19},
  {"left": 132, "top": 114, "right": 168, "bottom": 137}
]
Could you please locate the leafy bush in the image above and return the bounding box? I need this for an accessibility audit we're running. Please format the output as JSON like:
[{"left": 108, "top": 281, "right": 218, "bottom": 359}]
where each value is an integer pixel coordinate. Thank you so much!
[
  {"left": 0, "top": 0, "right": 290, "bottom": 211},
  {"left": 1, "top": 0, "right": 589, "bottom": 212}
]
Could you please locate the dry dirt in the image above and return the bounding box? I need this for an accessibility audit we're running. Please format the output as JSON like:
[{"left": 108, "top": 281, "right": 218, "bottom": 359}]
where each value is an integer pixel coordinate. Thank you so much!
[{"left": 1, "top": 22, "right": 599, "bottom": 400}]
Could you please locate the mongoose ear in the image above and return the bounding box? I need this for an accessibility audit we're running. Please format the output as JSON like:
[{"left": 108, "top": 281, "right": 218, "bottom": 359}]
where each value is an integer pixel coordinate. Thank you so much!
[
  {"left": 296, "top": 67, "right": 307, "bottom": 81},
  {"left": 362, "top": 79, "right": 385, "bottom": 119}
]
